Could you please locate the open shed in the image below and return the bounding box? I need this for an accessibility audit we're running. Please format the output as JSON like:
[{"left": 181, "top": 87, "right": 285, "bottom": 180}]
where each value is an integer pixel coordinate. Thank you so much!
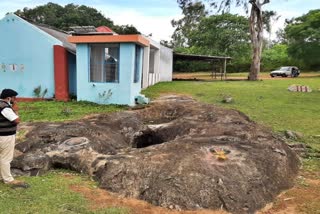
[{"left": 173, "top": 53, "right": 231, "bottom": 80}]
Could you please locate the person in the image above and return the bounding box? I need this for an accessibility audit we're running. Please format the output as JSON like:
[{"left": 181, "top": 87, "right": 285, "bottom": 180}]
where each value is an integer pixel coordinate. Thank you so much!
[{"left": 0, "top": 89, "right": 28, "bottom": 188}]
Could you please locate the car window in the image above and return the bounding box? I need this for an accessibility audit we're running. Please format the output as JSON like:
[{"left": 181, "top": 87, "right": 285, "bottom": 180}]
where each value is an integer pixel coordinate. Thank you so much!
[{"left": 279, "top": 67, "right": 290, "bottom": 71}]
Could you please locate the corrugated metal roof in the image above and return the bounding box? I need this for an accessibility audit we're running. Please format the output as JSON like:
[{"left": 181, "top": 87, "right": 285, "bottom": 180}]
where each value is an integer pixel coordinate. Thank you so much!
[
  {"left": 35, "top": 24, "right": 76, "bottom": 54},
  {"left": 173, "top": 53, "right": 231, "bottom": 61}
]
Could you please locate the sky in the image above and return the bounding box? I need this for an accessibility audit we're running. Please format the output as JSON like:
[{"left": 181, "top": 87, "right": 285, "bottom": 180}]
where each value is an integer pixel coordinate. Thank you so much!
[{"left": 0, "top": 0, "right": 319, "bottom": 41}]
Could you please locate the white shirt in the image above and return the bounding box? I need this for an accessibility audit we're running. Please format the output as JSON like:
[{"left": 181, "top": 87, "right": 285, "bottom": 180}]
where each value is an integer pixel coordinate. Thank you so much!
[{"left": 1, "top": 103, "right": 18, "bottom": 122}]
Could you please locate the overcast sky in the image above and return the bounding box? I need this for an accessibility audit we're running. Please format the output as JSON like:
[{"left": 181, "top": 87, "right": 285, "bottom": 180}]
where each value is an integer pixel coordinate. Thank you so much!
[{"left": 1, "top": 0, "right": 319, "bottom": 41}]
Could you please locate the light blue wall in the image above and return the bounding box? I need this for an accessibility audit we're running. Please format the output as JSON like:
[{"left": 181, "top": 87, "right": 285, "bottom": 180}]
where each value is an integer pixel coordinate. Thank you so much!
[
  {"left": 0, "top": 14, "right": 62, "bottom": 98},
  {"left": 76, "top": 43, "right": 144, "bottom": 105}
]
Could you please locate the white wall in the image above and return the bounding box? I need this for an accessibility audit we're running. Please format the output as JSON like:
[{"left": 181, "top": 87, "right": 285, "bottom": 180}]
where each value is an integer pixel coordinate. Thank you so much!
[
  {"left": 159, "top": 45, "right": 173, "bottom": 82},
  {"left": 141, "top": 37, "right": 173, "bottom": 88}
]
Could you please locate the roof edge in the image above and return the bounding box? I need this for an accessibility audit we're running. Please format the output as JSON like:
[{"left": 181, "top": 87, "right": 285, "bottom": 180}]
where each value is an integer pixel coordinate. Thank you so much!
[{"left": 68, "top": 35, "right": 150, "bottom": 47}]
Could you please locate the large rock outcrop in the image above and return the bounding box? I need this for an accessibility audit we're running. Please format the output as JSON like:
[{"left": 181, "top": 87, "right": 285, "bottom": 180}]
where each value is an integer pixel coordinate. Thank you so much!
[{"left": 13, "top": 96, "right": 300, "bottom": 213}]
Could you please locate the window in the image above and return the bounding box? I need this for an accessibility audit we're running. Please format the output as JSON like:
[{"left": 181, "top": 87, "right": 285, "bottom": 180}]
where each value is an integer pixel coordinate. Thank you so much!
[
  {"left": 90, "top": 44, "right": 119, "bottom": 83},
  {"left": 134, "top": 45, "right": 142, "bottom": 83},
  {"left": 149, "top": 49, "right": 155, "bottom": 74}
]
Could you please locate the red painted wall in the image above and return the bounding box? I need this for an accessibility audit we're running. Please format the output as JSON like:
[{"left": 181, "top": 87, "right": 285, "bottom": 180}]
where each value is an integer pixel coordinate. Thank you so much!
[{"left": 54, "top": 45, "right": 69, "bottom": 101}]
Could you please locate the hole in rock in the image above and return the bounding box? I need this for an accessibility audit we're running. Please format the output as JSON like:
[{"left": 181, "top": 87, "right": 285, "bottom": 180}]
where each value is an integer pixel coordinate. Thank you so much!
[
  {"left": 52, "top": 162, "right": 73, "bottom": 170},
  {"left": 133, "top": 129, "right": 165, "bottom": 148}
]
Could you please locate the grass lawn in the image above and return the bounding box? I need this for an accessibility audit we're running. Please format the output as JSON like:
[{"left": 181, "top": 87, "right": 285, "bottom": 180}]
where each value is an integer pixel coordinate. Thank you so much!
[
  {"left": 1, "top": 75, "right": 319, "bottom": 213},
  {"left": 18, "top": 100, "right": 125, "bottom": 122},
  {"left": 173, "top": 71, "right": 320, "bottom": 80},
  {"left": 0, "top": 170, "right": 129, "bottom": 214},
  {"left": 143, "top": 76, "right": 320, "bottom": 138}
]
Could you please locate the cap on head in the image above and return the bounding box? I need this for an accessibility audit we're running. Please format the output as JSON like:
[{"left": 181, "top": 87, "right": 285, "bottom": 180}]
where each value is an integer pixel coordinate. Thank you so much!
[{"left": 0, "top": 89, "right": 18, "bottom": 99}]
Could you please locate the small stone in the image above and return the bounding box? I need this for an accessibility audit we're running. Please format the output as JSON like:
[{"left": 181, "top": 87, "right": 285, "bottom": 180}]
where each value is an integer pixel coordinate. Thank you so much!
[
  {"left": 273, "top": 148, "right": 286, "bottom": 156},
  {"left": 288, "top": 85, "right": 312, "bottom": 92},
  {"left": 222, "top": 96, "right": 233, "bottom": 103},
  {"left": 285, "top": 130, "right": 303, "bottom": 139},
  {"left": 174, "top": 205, "right": 182, "bottom": 211}
]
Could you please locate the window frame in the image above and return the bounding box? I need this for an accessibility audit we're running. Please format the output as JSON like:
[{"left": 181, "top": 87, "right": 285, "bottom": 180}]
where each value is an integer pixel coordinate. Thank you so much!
[
  {"left": 89, "top": 43, "right": 120, "bottom": 83},
  {"left": 134, "top": 45, "right": 142, "bottom": 83}
]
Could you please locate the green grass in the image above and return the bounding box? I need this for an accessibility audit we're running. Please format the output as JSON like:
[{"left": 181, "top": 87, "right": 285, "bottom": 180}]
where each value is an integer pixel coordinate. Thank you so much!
[
  {"left": 0, "top": 170, "right": 129, "bottom": 214},
  {"left": 143, "top": 77, "right": 320, "bottom": 137},
  {"left": 18, "top": 100, "right": 125, "bottom": 122}
]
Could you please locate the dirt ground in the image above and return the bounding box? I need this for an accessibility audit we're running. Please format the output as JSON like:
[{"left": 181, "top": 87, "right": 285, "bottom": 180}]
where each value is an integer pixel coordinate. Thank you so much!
[
  {"left": 173, "top": 72, "right": 320, "bottom": 81},
  {"left": 70, "top": 183, "right": 228, "bottom": 214},
  {"left": 68, "top": 169, "right": 320, "bottom": 214},
  {"left": 259, "top": 170, "right": 320, "bottom": 214}
]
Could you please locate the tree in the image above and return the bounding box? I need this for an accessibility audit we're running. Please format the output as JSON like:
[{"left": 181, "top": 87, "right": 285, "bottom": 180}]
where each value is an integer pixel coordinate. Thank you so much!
[
  {"left": 172, "top": 2, "right": 252, "bottom": 72},
  {"left": 113, "top": 25, "right": 140, "bottom": 34},
  {"left": 14, "top": 2, "right": 140, "bottom": 34},
  {"left": 189, "top": 13, "right": 251, "bottom": 69},
  {"left": 261, "top": 44, "right": 290, "bottom": 71},
  {"left": 285, "top": 9, "right": 320, "bottom": 69},
  {"left": 177, "top": 0, "right": 270, "bottom": 80},
  {"left": 172, "top": 1, "right": 207, "bottom": 48},
  {"left": 263, "top": 10, "right": 280, "bottom": 47}
]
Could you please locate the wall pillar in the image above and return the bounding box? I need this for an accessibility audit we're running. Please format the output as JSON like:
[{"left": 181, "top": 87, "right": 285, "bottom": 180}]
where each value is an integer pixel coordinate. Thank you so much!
[
  {"left": 142, "top": 46, "right": 150, "bottom": 89},
  {"left": 54, "top": 45, "right": 69, "bottom": 101},
  {"left": 154, "top": 49, "right": 160, "bottom": 84}
]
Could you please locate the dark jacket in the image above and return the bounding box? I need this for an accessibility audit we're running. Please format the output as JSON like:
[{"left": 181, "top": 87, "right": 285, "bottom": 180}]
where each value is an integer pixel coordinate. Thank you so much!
[{"left": 0, "top": 100, "right": 17, "bottom": 136}]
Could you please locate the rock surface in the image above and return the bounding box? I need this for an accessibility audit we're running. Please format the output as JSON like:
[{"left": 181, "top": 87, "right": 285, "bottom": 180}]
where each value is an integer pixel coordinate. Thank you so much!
[{"left": 13, "top": 95, "right": 300, "bottom": 214}]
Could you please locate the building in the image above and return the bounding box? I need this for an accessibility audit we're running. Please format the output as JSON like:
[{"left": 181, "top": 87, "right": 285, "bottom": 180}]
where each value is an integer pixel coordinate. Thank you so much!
[{"left": 0, "top": 13, "right": 172, "bottom": 105}]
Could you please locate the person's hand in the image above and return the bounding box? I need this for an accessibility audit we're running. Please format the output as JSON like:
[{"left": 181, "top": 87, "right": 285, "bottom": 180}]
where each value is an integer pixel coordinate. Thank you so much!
[{"left": 12, "top": 103, "right": 19, "bottom": 114}]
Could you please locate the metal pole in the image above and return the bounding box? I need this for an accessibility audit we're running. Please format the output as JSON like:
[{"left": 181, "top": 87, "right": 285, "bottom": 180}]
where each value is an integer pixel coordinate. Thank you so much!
[
  {"left": 220, "top": 61, "right": 223, "bottom": 80},
  {"left": 214, "top": 61, "right": 217, "bottom": 79},
  {"left": 223, "top": 58, "right": 227, "bottom": 80}
]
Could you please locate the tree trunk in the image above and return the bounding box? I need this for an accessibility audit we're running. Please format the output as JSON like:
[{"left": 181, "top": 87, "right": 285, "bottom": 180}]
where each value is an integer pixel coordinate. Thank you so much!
[{"left": 248, "top": 1, "right": 264, "bottom": 81}]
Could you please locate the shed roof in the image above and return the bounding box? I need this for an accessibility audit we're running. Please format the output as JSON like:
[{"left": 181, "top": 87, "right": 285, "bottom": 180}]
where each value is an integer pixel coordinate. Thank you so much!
[
  {"left": 34, "top": 24, "right": 76, "bottom": 54},
  {"left": 173, "top": 53, "right": 231, "bottom": 61}
]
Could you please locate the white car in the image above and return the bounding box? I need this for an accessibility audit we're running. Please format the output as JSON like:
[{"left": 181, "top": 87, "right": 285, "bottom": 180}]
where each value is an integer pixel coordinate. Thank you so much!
[{"left": 270, "top": 66, "right": 300, "bottom": 77}]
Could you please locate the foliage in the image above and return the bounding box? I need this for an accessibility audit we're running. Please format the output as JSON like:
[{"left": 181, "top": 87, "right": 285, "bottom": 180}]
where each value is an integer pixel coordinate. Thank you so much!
[
  {"left": 175, "top": 0, "right": 271, "bottom": 80},
  {"left": 172, "top": 11, "right": 252, "bottom": 72},
  {"left": 172, "top": 1, "right": 280, "bottom": 74},
  {"left": 171, "top": 1, "right": 207, "bottom": 48},
  {"left": 0, "top": 170, "right": 129, "bottom": 214},
  {"left": 263, "top": 10, "right": 281, "bottom": 46},
  {"left": 18, "top": 100, "right": 124, "bottom": 122},
  {"left": 112, "top": 24, "right": 140, "bottom": 35},
  {"left": 261, "top": 44, "right": 292, "bottom": 71},
  {"left": 160, "top": 40, "right": 174, "bottom": 48},
  {"left": 190, "top": 13, "right": 251, "bottom": 71},
  {"left": 15, "top": 2, "right": 140, "bottom": 34},
  {"left": 285, "top": 9, "right": 320, "bottom": 70},
  {"left": 274, "top": 28, "right": 287, "bottom": 44},
  {"left": 33, "top": 85, "right": 48, "bottom": 98},
  {"left": 262, "top": 10, "right": 280, "bottom": 34},
  {"left": 174, "top": 60, "right": 212, "bottom": 72}
]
